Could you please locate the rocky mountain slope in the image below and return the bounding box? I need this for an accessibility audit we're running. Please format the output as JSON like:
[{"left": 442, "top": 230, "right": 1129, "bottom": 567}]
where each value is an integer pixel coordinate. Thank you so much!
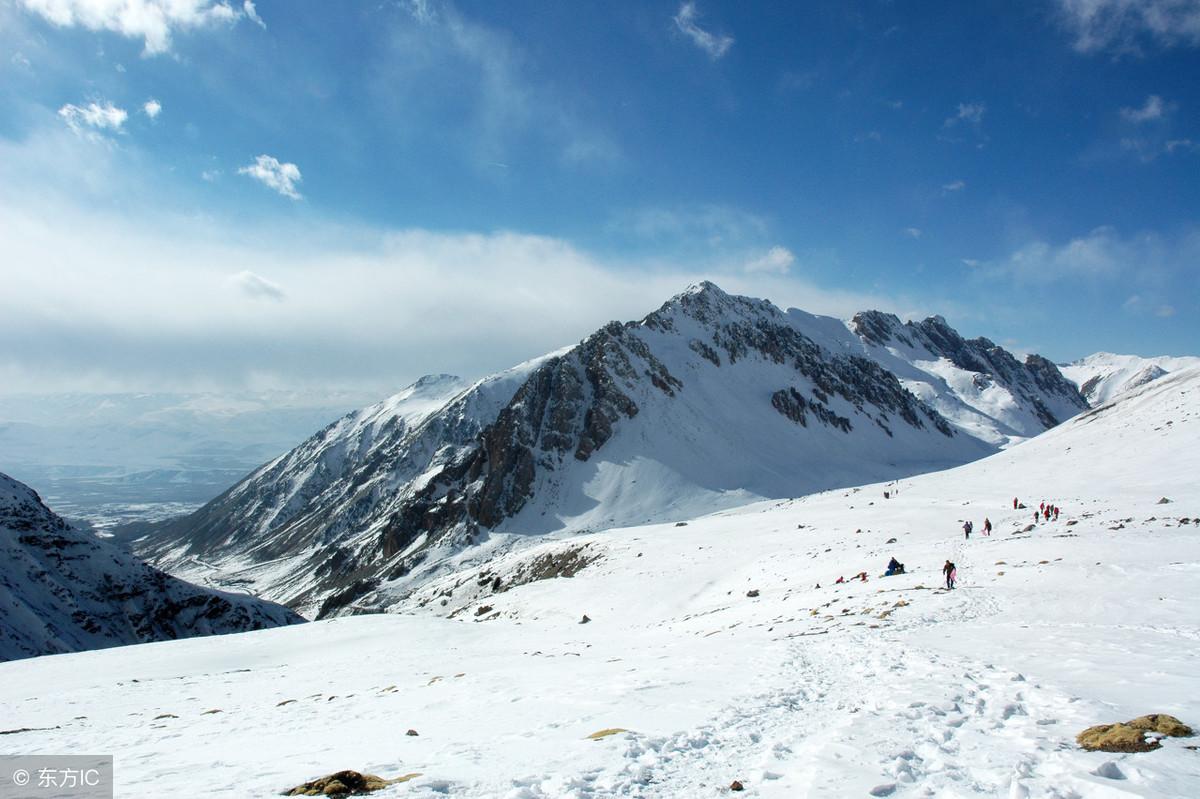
[
  {"left": 134, "top": 283, "right": 1086, "bottom": 618},
  {"left": 847, "top": 311, "right": 1088, "bottom": 444},
  {"left": 1059, "top": 352, "right": 1200, "bottom": 405},
  {"left": 0, "top": 471, "right": 303, "bottom": 662}
]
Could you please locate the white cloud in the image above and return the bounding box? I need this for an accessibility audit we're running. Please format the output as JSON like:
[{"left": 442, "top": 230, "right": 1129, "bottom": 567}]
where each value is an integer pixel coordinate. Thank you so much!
[
  {"left": 238, "top": 154, "right": 302, "bottom": 199},
  {"left": 1120, "top": 94, "right": 1167, "bottom": 122},
  {"left": 961, "top": 258, "right": 981, "bottom": 268},
  {"left": 1055, "top": 0, "right": 1200, "bottom": 53},
  {"left": 201, "top": 168, "right": 221, "bottom": 182},
  {"left": 1156, "top": 304, "right": 1176, "bottom": 317},
  {"left": 143, "top": 98, "right": 162, "bottom": 118},
  {"left": 904, "top": 227, "right": 922, "bottom": 239},
  {"left": 242, "top": 0, "right": 264, "bottom": 29},
  {"left": 12, "top": 51, "right": 33, "bottom": 70},
  {"left": 18, "top": 0, "right": 256, "bottom": 55},
  {"left": 228, "top": 270, "right": 284, "bottom": 301},
  {"left": 58, "top": 100, "right": 127, "bottom": 134},
  {"left": 743, "top": 246, "right": 795, "bottom": 275},
  {"left": 673, "top": 2, "right": 734, "bottom": 60},
  {"left": 944, "top": 102, "right": 985, "bottom": 127},
  {"left": 941, "top": 180, "right": 966, "bottom": 193},
  {"left": 992, "top": 225, "right": 1200, "bottom": 293},
  {"left": 614, "top": 204, "right": 769, "bottom": 245},
  {"left": 403, "top": 0, "right": 435, "bottom": 24}
]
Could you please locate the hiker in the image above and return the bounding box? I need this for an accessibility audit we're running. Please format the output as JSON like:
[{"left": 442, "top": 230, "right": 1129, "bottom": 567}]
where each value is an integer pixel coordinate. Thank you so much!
[
  {"left": 963, "top": 520, "right": 973, "bottom": 539},
  {"left": 1040, "top": 502, "right": 1045, "bottom": 512},
  {"left": 1044, "top": 506, "right": 1051, "bottom": 521},
  {"left": 1053, "top": 506, "right": 1060, "bottom": 521},
  {"left": 835, "top": 575, "right": 845, "bottom": 584},
  {"left": 1013, "top": 497, "right": 1019, "bottom": 509},
  {"left": 943, "top": 560, "right": 956, "bottom": 590},
  {"left": 983, "top": 517, "right": 992, "bottom": 536},
  {"left": 1033, "top": 510, "right": 1039, "bottom": 524},
  {"left": 856, "top": 571, "right": 868, "bottom": 582},
  {"left": 885, "top": 557, "right": 905, "bottom": 576}
]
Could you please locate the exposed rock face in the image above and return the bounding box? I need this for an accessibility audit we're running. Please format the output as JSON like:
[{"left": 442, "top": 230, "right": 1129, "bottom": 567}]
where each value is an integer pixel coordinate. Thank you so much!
[
  {"left": 134, "top": 282, "right": 1075, "bottom": 619},
  {"left": 0, "top": 472, "right": 302, "bottom": 662}
]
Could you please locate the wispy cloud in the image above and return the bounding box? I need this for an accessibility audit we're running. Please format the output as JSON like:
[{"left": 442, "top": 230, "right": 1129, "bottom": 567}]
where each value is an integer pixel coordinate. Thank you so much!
[
  {"left": 743, "top": 246, "right": 794, "bottom": 275},
  {"left": 904, "top": 227, "right": 922, "bottom": 239},
  {"left": 228, "top": 270, "right": 284, "bottom": 301},
  {"left": 941, "top": 180, "right": 966, "bottom": 193},
  {"left": 238, "top": 154, "right": 302, "bottom": 199},
  {"left": 143, "top": 98, "right": 162, "bottom": 119},
  {"left": 18, "top": 0, "right": 259, "bottom": 55},
  {"left": 614, "top": 204, "right": 769, "bottom": 246},
  {"left": 945, "top": 102, "right": 986, "bottom": 127},
  {"left": 673, "top": 2, "right": 734, "bottom": 60},
  {"left": 377, "top": 3, "right": 619, "bottom": 169},
  {"left": 1120, "top": 94, "right": 1169, "bottom": 123},
  {"left": 242, "top": 0, "right": 265, "bottom": 29},
  {"left": 986, "top": 226, "right": 1200, "bottom": 308},
  {"left": 1054, "top": 0, "right": 1200, "bottom": 53},
  {"left": 58, "top": 101, "right": 127, "bottom": 135}
]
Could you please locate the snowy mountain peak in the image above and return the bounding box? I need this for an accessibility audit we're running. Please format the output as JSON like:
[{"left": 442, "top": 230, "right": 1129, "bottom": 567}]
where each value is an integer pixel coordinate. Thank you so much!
[{"left": 135, "top": 282, "right": 1061, "bottom": 618}]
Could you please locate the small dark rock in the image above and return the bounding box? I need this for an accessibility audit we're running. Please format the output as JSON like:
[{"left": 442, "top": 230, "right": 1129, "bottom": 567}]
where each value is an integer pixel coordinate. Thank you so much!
[
  {"left": 730, "top": 780, "right": 745, "bottom": 792},
  {"left": 580, "top": 614, "right": 591, "bottom": 624},
  {"left": 1157, "top": 497, "right": 1172, "bottom": 504},
  {"left": 474, "top": 605, "right": 493, "bottom": 617},
  {"left": 746, "top": 590, "right": 760, "bottom": 598},
  {"left": 406, "top": 729, "right": 419, "bottom": 736}
]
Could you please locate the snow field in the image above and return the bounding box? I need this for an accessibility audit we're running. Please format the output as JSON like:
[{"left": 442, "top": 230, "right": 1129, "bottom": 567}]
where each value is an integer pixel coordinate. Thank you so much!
[{"left": 1, "top": 370, "right": 1197, "bottom": 797}]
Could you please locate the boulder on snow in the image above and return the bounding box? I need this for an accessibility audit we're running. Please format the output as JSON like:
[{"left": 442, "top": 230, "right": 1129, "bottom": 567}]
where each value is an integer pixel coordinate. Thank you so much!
[
  {"left": 730, "top": 779, "right": 745, "bottom": 791},
  {"left": 746, "top": 590, "right": 760, "bottom": 598},
  {"left": 283, "top": 770, "right": 420, "bottom": 796},
  {"left": 1077, "top": 714, "right": 1193, "bottom": 752},
  {"left": 1157, "top": 497, "right": 1172, "bottom": 504},
  {"left": 580, "top": 614, "right": 591, "bottom": 624}
]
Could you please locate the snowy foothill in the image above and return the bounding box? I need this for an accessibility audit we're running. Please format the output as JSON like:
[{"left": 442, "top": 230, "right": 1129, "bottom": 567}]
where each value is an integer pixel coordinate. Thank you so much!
[{"left": 2, "top": 360, "right": 1198, "bottom": 796}]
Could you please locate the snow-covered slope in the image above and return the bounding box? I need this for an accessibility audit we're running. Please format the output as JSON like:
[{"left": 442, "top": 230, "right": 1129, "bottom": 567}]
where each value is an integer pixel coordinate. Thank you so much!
[
  {"left": 1060, "top": 351, "right": 1200, "bottom": 405},
  {"left": 0, "top": 471, "right": 303, "bottom": 662},
  {"left": 3, "top": 370, "right": 1195, "bottom": 797},
  {"left": 135, "top": 283, "right": 1087, "bottom": 619}
]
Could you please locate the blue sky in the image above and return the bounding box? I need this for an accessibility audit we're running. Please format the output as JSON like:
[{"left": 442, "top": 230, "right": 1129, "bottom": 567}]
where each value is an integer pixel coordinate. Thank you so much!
[{"left": 1, "top": 0, "right": 1197, "bottom": 394}]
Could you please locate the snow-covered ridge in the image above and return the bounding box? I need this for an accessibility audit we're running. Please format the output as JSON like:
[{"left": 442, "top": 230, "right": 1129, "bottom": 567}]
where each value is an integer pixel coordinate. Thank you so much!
[
  {"left": 0, "top": 471, "right": 303, "bottom": 662},
  {"left": 1060, "top": 351, "right": 1200, "bottom": 405},
  {"left": 134, "top": 282, "right": 1086, "bottom": 619}
]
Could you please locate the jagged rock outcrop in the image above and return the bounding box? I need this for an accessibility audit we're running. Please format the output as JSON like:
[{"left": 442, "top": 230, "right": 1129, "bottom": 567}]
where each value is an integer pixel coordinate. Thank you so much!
[
  {"left": 0, "top": 472, "right": 302, "bottom": 661},
  {"left": 850, "top": 310, "right": 1088, "bottom": 437}
]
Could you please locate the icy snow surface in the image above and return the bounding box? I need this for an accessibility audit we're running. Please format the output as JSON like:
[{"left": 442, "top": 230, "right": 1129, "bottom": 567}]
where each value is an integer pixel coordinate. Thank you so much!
[{"left": 1, "top": 369, "right": 1197, "bottom": 796}]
